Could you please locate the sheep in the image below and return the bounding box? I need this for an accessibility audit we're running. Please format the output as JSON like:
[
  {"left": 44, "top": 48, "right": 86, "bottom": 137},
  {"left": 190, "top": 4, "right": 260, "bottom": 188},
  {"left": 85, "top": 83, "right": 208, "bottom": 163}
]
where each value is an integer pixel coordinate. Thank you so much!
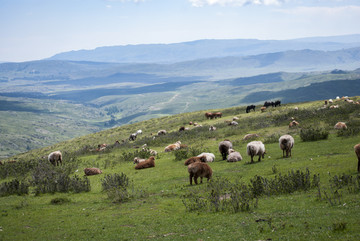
[
  {"left": 261, "top": 107, "right": 266, "bottom": 112},
  {"left": 84, "top": 168, "right": 102, "bottom": 176},
  {"left": 197, "top": 153, "right": 215, "bottom": 162},
  {"left": 209, "top": 126, "right": 216, "bottom": 131},
  {"left": 274, "top": 100, "right": 281, "bottom": 107},
  {"left": 164, "top": 141, "right": 181, "bottom": 152},
  {"left": 330, "top": 105, "right": 339, "bottom": 109},
  {"left": 246, "top": 141, "right": 266, "bottom": 163},
  {"left": 135, "top": 156, "right": 155, "bottom": 169},
  {"left": 157, "top": 130, "right": 167, "bottom": 136},
  {"left": 97, "top": 143, "right": 107, "bottom": 151},
  {"left": 205, "top": 112, "right": 214, "bottom": 119},
  {"left": 133, "top": 157, "right": 146, "bottom": 164},
  {"left": 179, "top": 126, "right": 185, "bottom": 132},
  {"left": 136, "top": 129, "right": 142, "bottom": 135},
  {"left": 184, "top": 155, "right": 207, "bottom": 166},
  {"left": 142, "top": 147, "right": 158, "bottom": 156},
  {"left": 227, "top": 149, "right": 242, "bottom": 162},
  {"left": 48, "top": 151, "right": 62, "bottom": 166},
  {"left": 229, "top": 121, "right": 238, "bottom": 126},
  {"left": 279, "top": 135, "right": 294, "bottom": 158},
  {"left": 334, "top": 122, "right": 347, "bottom": 130},
  {"left": 329, "top": 99, "right": 333, "bottom": 104},
  {"left": 294, "top": 107, "right": 299, "bottom": 111},
  {"left": 354, "top": 144, "right": 360, "bottom": 172},
  {"left": 345, "top": 99, "right": 354, "bottom": 104},
  {"left": 243, "top": 133, "right": 260, "bottom": 140},
  {"left": 188, "top": 162, "right": 212, "bottom": 185},
  {"left": 219, "top": 140, "right": 233, "bottom": 160},
  {"left": 214, "top": 112, "right": 222, "bottom": 118},
  {"left": 129, "top": 133, "right": 137, "bottom": 141},
  {"left": 289, "top": 120, "right": 299, "bottom": 128},
  {"left": 233, "top": 116, "right": 239, "bottom": 121}
]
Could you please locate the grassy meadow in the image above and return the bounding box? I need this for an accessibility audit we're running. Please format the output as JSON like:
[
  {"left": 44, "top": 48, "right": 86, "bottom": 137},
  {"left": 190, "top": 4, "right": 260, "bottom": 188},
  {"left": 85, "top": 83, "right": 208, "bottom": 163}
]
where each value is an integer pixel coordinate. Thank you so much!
[{"left": 0, "top": 97, "right": 360, "bottom": 240}]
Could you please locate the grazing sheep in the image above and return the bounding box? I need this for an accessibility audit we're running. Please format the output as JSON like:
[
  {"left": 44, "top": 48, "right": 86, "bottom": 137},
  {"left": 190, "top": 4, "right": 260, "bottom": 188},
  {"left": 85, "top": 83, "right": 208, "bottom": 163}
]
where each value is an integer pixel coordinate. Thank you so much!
[
  {"left": 48, "top": 151, "right": 62, "bottom": 166},
  {"left": 294, "top": 107, "right": 299, "bottom": 111},
  {"left": 97, "top": 143, "right": 107, "bottom": 151},
  {"left": 354, "top": 144, "right": 360, "bottom": 172},
  {"left": 227, "top": 149, "right": 242, "bottom": 162},
  {"left": 246, "top": 105, "right": 256, "bottom": 113},
  {"left": 324, "top": 100, "right": 328, "bottom": 105},
  {"left": 188, "top": 162, "right": 212, "bottom": 185},
  {"left": 197, "top": 153, "right": 215, "bottom": 162},
  {"left": 135, "top": 156, "right": 155, "bottom": 169},
  {"left": 133, "top": 157, "right": 146, "bottom": 164},
  {"left": 289, "top": 120, "right": 299, "bottom": 128},
  {"left": 164, "top": 141, "right": 181, "bottom": 152},
  {"left": 142, "top": 147, "right": 158, "bottom": 156},
  {"left": 243, "top": 133, "right": 260, "bottom": 140},
  {"left": 279, "top": 135, "right": 295, "bottom": 158},
  {"left": 246, "top": 141, "right": 266, "bottom": 163},
  {"left": 229, "top": 121, "right": 238, "bottom": 126},
  {"left": 157, "top": 130, "right": 167, "bottom": 136},
  {"left": 345, "top": 99, "right": 354, "bottom": 104},
  {"left": 84, "top": 168, "right": 102, "bottom": 176},
  {"left": 184, "top": 155, "right": 207, "bottom": 166},
  {"left": 179, "top": 126, "right": 185, "bottom": 131},
  {"left": 261, "top": 107, "right": 267, "bottom": 112},
  {"left": 205, "top": 112, "right": 214, "bottom": 119},
  {"left": 129, "top": 133, "right": 137, "bottom": 141},
  {"left": 330, "top": 105, "right": 339, "bottom": 109},
  {"left": 214, "top": 112, "right": 222, "bottom": 118},
  {"left": 136, "top": 129, "right": 142, "bottom": 135},
  {"left": 336, "top": 96, "right": 340, "bottom": 100},
  {"left": 329, "top": 99, "right": 333, "bottom": 104},
  {"left": 233, "top": 116, "right": 239, "bottom": 121},
  {"left": 274, "top": 100, "right": 281, "bottom": 107},
  {"left": 189, "top": 121, "right": 193, "bottom": 125},
  {"left": 219, "top": 140, "right": 233, "bottom": 160},
  {"left": 209, "top": 126, "right": 216, "bottom": 131},
  {"left": 334, "top": 122, "right": 347, "bottom": 130}
]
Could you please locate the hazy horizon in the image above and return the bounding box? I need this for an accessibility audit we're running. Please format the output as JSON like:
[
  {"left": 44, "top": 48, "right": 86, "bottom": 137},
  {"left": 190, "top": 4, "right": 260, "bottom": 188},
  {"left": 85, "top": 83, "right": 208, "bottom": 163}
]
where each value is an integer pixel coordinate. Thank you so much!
[{"left": 1, "top": 0, "right": 360, "bottom": 62}]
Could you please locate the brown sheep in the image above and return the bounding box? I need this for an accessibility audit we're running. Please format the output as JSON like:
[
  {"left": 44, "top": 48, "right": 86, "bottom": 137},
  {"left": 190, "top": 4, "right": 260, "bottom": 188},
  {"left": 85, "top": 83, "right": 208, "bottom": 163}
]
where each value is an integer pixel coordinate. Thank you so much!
[
  {"left": 133, "top": 157, "right": 146, "bottom": 164},
  {"left": 48, "top": 151, "right": 62, "bottom": 166},
  {"left": 184, "top": 155, "right": 207, "bottom": 166},
  {"left": 135, "top": 156, "right": 155, "bottom": 169},
  {"left": 243, "top": 133, "right": 259, "bottom": 140},
  {"left": 289, "top": 120, "right": 299, "bottom": 128},
  {"left": 84, "top": 168, "right": 102, "bottom": 176},
  {"left": 334, "top": 122, "right": 347, "bottom": 130},
  {"left": 354, "top": 144, "right": 360, "bottom": 172},
  {"left": 164, "top": 141, "right": 181, "bottom": 152},
  {"left": 261, "top": 107, "right": 266, "bottom": 112},
  {"left": 188, "top": 162, "right": 212, "bottom": 185}
]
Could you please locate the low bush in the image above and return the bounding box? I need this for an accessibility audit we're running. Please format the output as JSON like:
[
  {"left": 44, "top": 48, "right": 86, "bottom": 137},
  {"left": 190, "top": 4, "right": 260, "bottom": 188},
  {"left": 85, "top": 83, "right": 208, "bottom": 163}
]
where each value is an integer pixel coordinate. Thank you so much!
[
  {"left": 300, "top": 127, "right": 329, "bottom": 142},
  {"left": 0, "top": 179, "right": 29, "bottom": 197}
]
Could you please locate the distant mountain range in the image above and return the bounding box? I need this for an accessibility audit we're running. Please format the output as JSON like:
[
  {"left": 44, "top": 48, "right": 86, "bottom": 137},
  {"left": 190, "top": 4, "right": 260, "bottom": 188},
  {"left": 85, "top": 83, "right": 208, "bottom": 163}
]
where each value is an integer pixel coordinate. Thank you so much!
[{"left": 48, "top": 34, "right": 360, "bottom": 63}]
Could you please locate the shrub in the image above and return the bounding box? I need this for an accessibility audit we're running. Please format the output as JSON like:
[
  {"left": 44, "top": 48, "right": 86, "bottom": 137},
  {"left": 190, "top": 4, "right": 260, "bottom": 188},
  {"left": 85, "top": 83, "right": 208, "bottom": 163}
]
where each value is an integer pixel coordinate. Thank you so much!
[
  {"left": 263, "top": 133, "right": 281, "bottom": 144},
  {"left": 102, "top": 173, "right": 129, "bottom": 191},
  {"left": 0, "top": 179, "right": 29, "bottom": 197},
  {"left": 174, "top": 146, "right": 208, "bottom": 162},
  {"left": 300, "top": 127, "right": 328, "bottom": 142},
  {"left": 31, "top": 162, "right": 90, "bottom": 195}
]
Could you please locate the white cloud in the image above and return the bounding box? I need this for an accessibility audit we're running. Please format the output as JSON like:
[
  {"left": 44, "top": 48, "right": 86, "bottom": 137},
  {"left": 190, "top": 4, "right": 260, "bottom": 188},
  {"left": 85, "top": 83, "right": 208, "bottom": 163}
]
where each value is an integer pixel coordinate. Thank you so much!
[{"left": 188, "top": 0, "right": 284, "bottom": 7}]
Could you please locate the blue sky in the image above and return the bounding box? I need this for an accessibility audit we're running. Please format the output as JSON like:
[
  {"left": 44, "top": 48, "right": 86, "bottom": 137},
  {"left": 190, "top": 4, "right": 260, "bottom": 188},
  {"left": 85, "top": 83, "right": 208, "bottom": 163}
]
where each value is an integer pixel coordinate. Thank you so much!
[{"left": 0, "top": 0, "right": 360, "bottom": 62}]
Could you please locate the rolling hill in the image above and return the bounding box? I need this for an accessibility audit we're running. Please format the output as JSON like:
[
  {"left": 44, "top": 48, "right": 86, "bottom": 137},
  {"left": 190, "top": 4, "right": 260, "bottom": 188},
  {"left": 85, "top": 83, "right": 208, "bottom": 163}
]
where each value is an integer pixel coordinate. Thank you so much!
[{"left": 0, "top": 98, "right": 359, "bottom": 240}]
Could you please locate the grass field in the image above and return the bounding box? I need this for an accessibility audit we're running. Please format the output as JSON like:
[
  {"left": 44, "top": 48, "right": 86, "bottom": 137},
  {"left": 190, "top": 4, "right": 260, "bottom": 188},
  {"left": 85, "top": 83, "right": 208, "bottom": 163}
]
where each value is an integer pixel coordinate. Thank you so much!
[{"left": 0, "top": 97, "right": 360, "bottom": 240}]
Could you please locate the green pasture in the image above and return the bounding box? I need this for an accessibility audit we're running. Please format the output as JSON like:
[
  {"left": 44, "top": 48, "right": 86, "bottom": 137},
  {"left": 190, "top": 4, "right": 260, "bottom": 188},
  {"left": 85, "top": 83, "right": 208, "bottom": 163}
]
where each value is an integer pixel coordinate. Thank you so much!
[{"left": 1, "top": 98, "right": 360, "bottom": 240}]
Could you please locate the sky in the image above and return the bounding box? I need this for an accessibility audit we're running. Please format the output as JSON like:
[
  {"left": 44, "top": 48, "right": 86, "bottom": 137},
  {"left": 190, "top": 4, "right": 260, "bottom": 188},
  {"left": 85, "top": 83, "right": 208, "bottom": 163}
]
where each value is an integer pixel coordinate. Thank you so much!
[{"left": 0, "top": 0, "right": 360, "bottom": 62}]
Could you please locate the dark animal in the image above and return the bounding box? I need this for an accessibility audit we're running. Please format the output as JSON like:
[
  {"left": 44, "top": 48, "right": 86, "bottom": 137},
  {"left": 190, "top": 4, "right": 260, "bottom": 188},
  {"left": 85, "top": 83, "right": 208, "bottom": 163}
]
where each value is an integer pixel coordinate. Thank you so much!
[
  {"left": 354, "top": 144, "right": 360, "bottom": 172},
  {"left": 188, "top": 162, "right": 212, "bottom": 185},
  {"left": 184, "top": 155, "right": 207, "bottom": 166},
  {"left": 274, "top": 100, "right": 281, "bottom": 107},
  {"left": 129, "top": 133, "right": 137, "bottom": 141},
  {"left": 219, "top": 140, "right": 233, "bottom": 160},
  {"left": 246, "top": 105, "right": 256, "bottom": 113}
]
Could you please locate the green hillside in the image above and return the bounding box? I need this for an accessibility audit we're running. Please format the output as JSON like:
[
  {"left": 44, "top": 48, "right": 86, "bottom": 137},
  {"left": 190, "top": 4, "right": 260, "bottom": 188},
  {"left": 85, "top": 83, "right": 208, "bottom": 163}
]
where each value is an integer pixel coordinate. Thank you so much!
[{"left": 1, "top": 98, "right": 360, "bottom": 240}]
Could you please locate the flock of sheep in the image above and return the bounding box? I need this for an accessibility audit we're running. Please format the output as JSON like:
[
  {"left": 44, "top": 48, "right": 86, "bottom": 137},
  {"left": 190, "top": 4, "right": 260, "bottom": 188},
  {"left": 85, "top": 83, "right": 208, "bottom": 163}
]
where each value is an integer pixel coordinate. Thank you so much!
[{"left": 43, "top": 96, "right": 360, "bottom": 184}]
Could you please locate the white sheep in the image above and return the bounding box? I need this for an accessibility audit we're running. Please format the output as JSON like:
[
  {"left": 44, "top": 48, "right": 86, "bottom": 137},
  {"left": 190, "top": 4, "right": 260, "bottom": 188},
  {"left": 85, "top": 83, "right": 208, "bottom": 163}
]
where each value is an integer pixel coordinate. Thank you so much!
[
  {"left": 227, "top": 149, "right": 242, "bottom": 162},
  {"left": 48, "top": 151, "right": 62, "bottom": 166},
  {"left": 246, "top": 141, "right": 266, "bottom": 163},
  {"left": 136, "top": 129, "right": 143, "bottom": 135},
  {"left": 157, "top": 130, "right": 167, "bottom": 136},
  {"left": 209, "top": 126, "right": 217, "bottom": 131},
  {"left": 197, "top": 152, "right": 215, "bottom": 162},
  {"left": 279, "top": 135, "right": 294, "bottom": 158},
  {"left": 229, "top": 121, "right": 238, "bottom": 126},
  {"left": 133, "top": 157, "right": 146, "bottom": 164},
  {"left": 164, "top": 141, "right": 181, "bottom": 152}
]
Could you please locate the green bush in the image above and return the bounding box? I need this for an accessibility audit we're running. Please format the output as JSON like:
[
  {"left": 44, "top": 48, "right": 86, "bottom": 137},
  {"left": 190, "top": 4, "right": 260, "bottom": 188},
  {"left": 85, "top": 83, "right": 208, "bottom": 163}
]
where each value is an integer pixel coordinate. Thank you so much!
[
  {"left": 0, "top": 179, "right": 29, "bottom": 197},
  {"left": 102, "top": 173, "right": 129, "bottom": 191},
  {"left": 300, "top": 127, "right": 329, "bottom": 142}
]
